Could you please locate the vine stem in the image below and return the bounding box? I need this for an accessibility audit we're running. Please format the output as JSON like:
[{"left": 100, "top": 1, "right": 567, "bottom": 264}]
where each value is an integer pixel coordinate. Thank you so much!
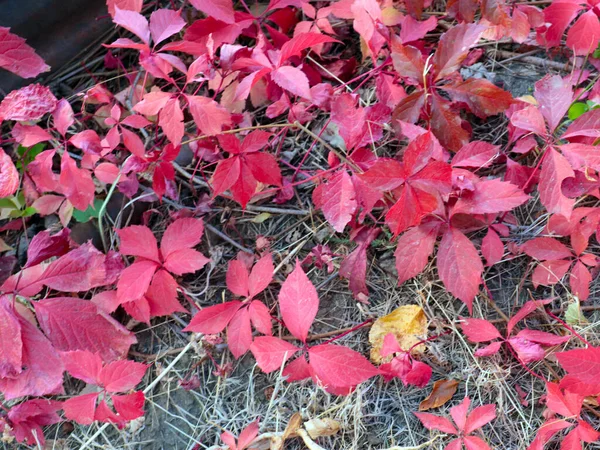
[
  {"left": 545, "top": 308, "right": 590, "bottom": 346},
  {"left": 322, "top": 319, "right": 374, "bottom": 345}
]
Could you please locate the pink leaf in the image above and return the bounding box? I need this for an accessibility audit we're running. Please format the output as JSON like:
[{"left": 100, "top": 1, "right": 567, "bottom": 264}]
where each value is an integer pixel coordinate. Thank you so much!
[
  {"left": 226, "top": 259, "right": 250, "bottom": 297},
  {"left": 184, "top": 301, "right": 242, "bottom": 334},
  {"left": 278, "top": 262, "right": 319, "bottom": 342},
  {"left": 280, "top": 33, "right": 339, "bottom": 62},
  {"left": 531, "top": 259, "right": 571, "bottom": 287},
  {"left": 433, "top": 24, "right": 485, "bottom": 81},
  {"left": 61, "top": 350, "right": 103, "bottom": 385},
  {"left": 506, "top": 299, "right": 553, "bottom": 335},
  {"left": 507, "top": 336, "right": 545, "bottom": 363},
  {"left": 282, "top": 355, "right": 311, "bottom": 382},
  {"left": 452, "top": 141, "right": 499, "bottom": 168},
  {"left": 453, "top": 179, "right": 529, "bottom": 215},
  {"left": 0, "top": 84, "right": 57, "bottom": 122},
  {"left": 515, "top": 329, "right": 570, "bottom": 346},
  {"left": 149, "top": 9, "right": 186, "bottom": 45},
  {"left": 534, "top": 75, "right": 572, "bottom": 132},
  {"left": 107, "top": 0, "right": 143, "bottom": 17},
  {"left": 248, "top": 300, "right": 272, "bottom": 335},
  {"left": 464, "top": 404, "right": 496, "bottom": 434},
  {"left": 313, "top": 170, "right": 357, "bottom": 233},
  {"left": 272, "top": 66, "right": 312, "bottom": 100},
  {"left": 249, "top": 336, "right": 299, "bottom": 373},
  {"left": 112, "top": 391, "right": 145, "bottom": 421},
  {"left": 59, "top": 152, "right": 95, "bottom": 211},
  {"left": 227, "top": 308, "right": 253, "bottom": 358},
  {"left": 248, "top": 253, "right": 274, "bottom": 298},
  {"left": 161, "top": 218, "right": 205, "bottom": 260},
  {"left": 0, "top": 149, "right": 19, "bottom": 199},
  {"left": 238, "top": 421, "right": 260, "bottom": 450},
  {"left": 189, "top": 0, "right": 235, "bottom": 24},
  {"left": 570, "top": 260, "right": 591, "bottom": 300},
  {"left": 309, "top": 344, "right": 378, "bottom": 389},
  {"left": 521, "top": 237, "right": 572, "bottom": 261},
  {"left": 63, "top": 393, "right": 99, "bottom": 425},
  {"left": 461, "top": 318, "right": 502, "bottom": 343},
  {"left": 113, "top": 7, "right": 150, "bottom": 44},
  {"left": 566, "top": 10, "right": 600, "bottom": 56},
  {"left": 117, "top": 260, "right": 159, "bottom": 303},
  {"left": 34, "top": 297, "right": 136, "bottom": 362},
  {"left": 117, "top": 225, "right": 160, "bottom": 262},
  {"left": 510, "top": 106, "right": 547, "bottom": 135},
  {"left": 437, "top": 227, "right": 483, "bottom": 312},
  {"left": 7, "top": 399, "right": 61, "bottom": 447},
  {"left": 474, "top": 341, "right": 503, "bottom": 357},
  {"left": 481, "top": 228, "right": 504, "bottom": 266},
  {"left": 99, "top": 360, "right": 147, "bottom": 392},
  {"left": 163, "top": 248, "right": 209, "bottom": 275},
  {"left": 539, "top": 148, "right": 575, "bottom": 219},
  {"left": 0, "top": 296, "right": 23, "bottom": 378},
  {"left": 414, "top": 412, "right": 457, "bottom": 434},
  {"left": 159, "top": 97, "right": 184, "bottom": 145},
  {"left": 0, "top": 27, "right": 50, "bottom": 78},
  {"left": 187, "top": 95, "right": 232, "bottom": 136},
  {"left": 145, "top": 269, "right": 187, "bottom": 318}
]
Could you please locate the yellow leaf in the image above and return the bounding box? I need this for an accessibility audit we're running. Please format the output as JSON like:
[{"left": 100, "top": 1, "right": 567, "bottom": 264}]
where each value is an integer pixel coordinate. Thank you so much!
[{"left": 368, "top": 305, "right": 428, "bottom": 363}]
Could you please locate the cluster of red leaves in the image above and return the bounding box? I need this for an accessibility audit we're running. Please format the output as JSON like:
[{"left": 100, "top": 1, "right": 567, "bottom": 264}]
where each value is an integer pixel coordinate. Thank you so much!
[{"left": 0, "top": 0, "right": 599, "bottom": 447}]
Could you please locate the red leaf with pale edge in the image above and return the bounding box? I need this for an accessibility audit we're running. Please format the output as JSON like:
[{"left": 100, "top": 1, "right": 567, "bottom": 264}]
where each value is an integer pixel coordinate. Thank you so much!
[
  {"left": 391, "top": 42, "right": 425, "bottom": 83},
  {"left": 515, "top": 329, "right": 570, "bottom": 346},
  {"left": 107, "top": 0, "right": 143, "bottom": 17},
  {"left": 0, "top": 296, "right": 22, "bottom": 377},
  {"left": 0, "top": 149, "right": 19, "bottom": 198},
  {"left": 474, "top": 341, "right": 502, "bottom": 357},
  {"left": 221, "top": 431, "right": 238, "bottom": 450},
  {"left": 521, "top": 237, "right": 572, "bottom": 261},
  {"left": 464, "top": 404, "right": 496, "bottom": 434},
  {"left": 40, "top": 243, "right": 108, "bottom": 292},
  {"left": 227, "top": 308, "right": 253, "bottom": 358},
  {"left": 189, "top": 0, "right": 235, "bottom": 24},
  {"left": 248, "top": 253, "right": 273, "bottom": 298},
  {"left": 272, "top": 66, "right": 312, "bottom": 100},
  {"left": 534, "top": 75, "right": 572, "bottom": 132},
  {"left": 34, "top": 297, "right": 137, "bottom": 362},
  {"left": 433, "top": 24, "right": 484, "bottom": 81},
  {"left": 117, "top": 260, "right": 159, "bottom": 303},
  {"left": 133, "top": 90, "right": 171, "bottom": 116},
  {"left": 186, "top": 95, "right": 232, "bottom": 136},
  {"left": 249, "top": 300, "right": 272, "bottom": 335},
  {"left": 463, "top": 436, "right": 492, "bottom": 450},
  {"left": 437, "top": 227, "right": 483, "bottom": 311},
  {"left": 161, "top": 218, "right": 205, "bottom": 260},
  {"left": 237, "top": 420, "right": 260, "bottom": 450},
  {"left": 163, "top": 248, "right": 209, "bottom": 275},
  {"left": 394, "top": 223, "right": 439, "bottom": 284},
  {"left": 184, "top": 301, "right": 243, "bottom": 334},
  {"left": 506, "top": 299, "right": 553, "bottom": 335},
  {"left": 452, "top": 141, "right": 499, "bottom": 168},
  {"left": 112, "top": 391, "right": 145, "bottom": 421},
  {"left": 250, "top": 336, "right": 299, "bottom": 373},
  {"left": 452, "top": 179, "right": 529, "bottom": 215},
  {"left": 149, "top": 9, "right": 186, "bottom": 45},
  {"left": 61, "top": 350, "right": 103, "bottom": 385},
  {"left": 539, "top": 147, "right": 575, "bottom": 220},
  {"left": 59, "top": 152, "right": 95, "bottom": 211},
  {"left": 442, "top": 78, "right": 513, "bottom": 118},
  {"left": 313, "top": 170, "right": 357, "bottom": 233},
  {"left": 566, "top": 10, "right": 600, "bottom": 56},
  {"left": 0, "top": 27, "right": 49, "bottom": 78},
  {"left": 0, "top": 314, "right": 64, "bottom": 400},
  {"left": 556, "top": 346, "right": 600, "bottom": 385},
  {"left": 570, "top": 260, "right": 591, "bottom": 300},
  {"left": 63, "top": 393, "right": 99, "bottom": 425},
  {"left": 414, "top": 412, "right": 457, "bottom": 434},
  {"left": 117, "top": 225, "right": 160, "bottom": 262},
  {"left": 99, "top": 360, "right": 147, "bottom": 392},
  {"left": 145, "top": 269, "right": 187, "bottom": 318},
  {"left": 0, "top": 264, "right": 46, "bottom": 297},
  {"left": 227, "top": 259, "right": 249, "bottom": 297},
  {"left": 507, "top": 337, "right": 545, "bottom": 363},
  {"left": 481, "top": 228, "right": 503, "bottom": 266},
  {"left": 280, "top": 33, "right": 339, "bottom": 63},
  {"left": 159, "top": 97, "right": 184, "bottom": 145},
  {"left": 7, "top": 399, "right": 62, "bottom": 447},
  {"left": 460, "top": 318, "right": 502, "bottom": 343},
  {"left": 113, "top": 7, "right": 150, "bottom": 44},
  {"left": 308, "top": 344, "right": 378, "bottom": 388},
  {"left": 278, "top": 262, "right": 319, "bottom": 342},
  {"left": 0, "top": 84, "right": 57, "bottom": 122},
  {"left": 283, "top": 355, "right": 311, "bottom": 382}
]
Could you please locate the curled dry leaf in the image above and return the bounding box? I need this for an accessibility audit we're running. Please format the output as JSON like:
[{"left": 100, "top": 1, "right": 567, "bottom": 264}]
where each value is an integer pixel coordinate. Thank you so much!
[
  {"left": 419, "top": 379, "right": 459, "bottom": 411},
  {"left": 369, "top": 305, "right": 428, "bottom": 363},
  {"left": 304, "top": 418, "right": 341, "bottom": 439}
]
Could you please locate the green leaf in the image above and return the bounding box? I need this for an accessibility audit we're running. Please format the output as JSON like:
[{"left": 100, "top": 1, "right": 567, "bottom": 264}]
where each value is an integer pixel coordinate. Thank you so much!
[
  {"left": 16, "top": 143, "right": 45, "bottom": 170},
  {"left": 0, "top": 198, "right": 18, "bottom": 210},
  {"left": 568, "top": 102, "right": 589, "bottom": 121},
  {"left": 72, "top": 198, "right": 104, "bottom": 223},
  {"left": 565, "top": 300, "right": 587, "bottom": 325}
]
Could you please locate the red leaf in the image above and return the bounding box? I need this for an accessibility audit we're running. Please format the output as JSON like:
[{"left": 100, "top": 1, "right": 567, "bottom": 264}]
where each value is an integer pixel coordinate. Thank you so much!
[
  {"left": 556, "top": 346, "right": 600, "bottom": 385},
  {"left": 7, "top": 399, "right": 61, "bottom": 447},
  {"left": 463, "top": 436, "right": 493, "bottom": 450},
  {"left": 159, "top": 97, "right": 184, "bottom": 145},
  {"left": 430, "top": 95, "right": 470, "bottom": 151},
  {"left": 189, "top": 0, "right": 235, "bottom": 24},
  {"left": 63, "top": 393, "right": 99, "bottom": 425},
  {"left": 339, "top": 227, "right": 380, "bottom": 301},
  {"left": 532, "top": 259, "right": 571, "bottom": 287},
  {"left": 61, "top": 350, "right": 103, "bottom": 385},
  {"left": 237, "top": 420, "right": 260, "bottom": 450},
  {"left": 452, "top": 141, "right": 499, "bottom": 169},
  {"left": 442, "top": 79, "right": 513, "bottom": 118},
  {"left": 145, "top": 269, "right": 187, "bottom": 317},
  {"left": 414, "top": 412, "right": 457, "bottom": 434},
  {"left": 280, "top": 33, "right": 339, "bottom": 63},
  {"left": 464, "top": 404, "right": 497, "bottom": 434},
  {"left": 248, "top": 253, "right": 274, "bottom": 298},
  {"left": 248, "top": 300, "right": 272, "bottom": 335},
  {"left": 330, "top": 93, "right": 366, "bottom": 151},
  {"left": 515, "top": 329, "right": 570, "bottom": 346},
  {"left": 308, "top": 344, "right": 378, "bottom": 388},
  {"left": 437, "top": 227, "right": 483, "bottom": 311},
  {"left": 99, "top": 360, "right": 147, "bottom": 392},
  {"left": 566, "top": 10, "right": 600, "bottom": 56},
  {"left": 227, "top": 308, "right": 253, "bottom": 358},
  {"left": 313, "top": 170, "right": 357, "bottom": 233},
  {"left": 0, "top": 296, "right": 23, "bottom": 377},
  {"left": 539, "top": 147, "right": 575, "bottom": 219},
  {"left": 563, "top": 109, "right": 600, "bottom": 140},
  {"left": 506, "top": 299, "right": 553, "bottom": 335},
  {"left": 249, "top": 336, "right": 299, "bottom": 373},
  {"left": 184, "top": 301, "right": 243, "bottom": 334},
  {"left": 117, "top": 260, "right": 159, "bottom": 303},
  {"left": 394, "top": 223, "right": 439, "bottom": 285},
  {"left": 507, "top": 336, "right": 545, "bottom": 363},
  {"left": 187, "top": 95, "right": 232, "bottom": 136},
  {"left": 0, "top": 27, "right": 50, "bottom": 78},
  {"left": 453, "top": 179, "right": 529, "bottom": 215},
  {"left": 560, "top": 143, "right": 600, "bottom": 172},
  {"left": 272, "top": 66, "right": 312, "bottom": 100},
  {"left": 510, "top": 105, "right": 546, "bottom": 136},
  {"left": 149, "top": 9, "right": 186, "bottom": 45},
  {"left": 117, "top": 225, "right": 160, "bottom": 262},
  {"left": 0, "top": 84, "right": 57, "bottom": 122},
  {"left": 570, "top": 260, "right": 591, "bottom": 300},
  {"left": 481, "top": 228, "right": 504, "bottom": 266},
  {"left": 433, "top": 24, "right": 485, "bottom": 81},
  {"left": 161, "top": 218, "right": 205, "bottom": 260},
  {"left": 59, "top": 152, "right": 94, "bottom": 211},
  {"left": 113, "top": 7, "right": 150, "bottom": 44},
  {"left": 386, "top": 185, "right": 438, "bottom": 236},
  {"left": 461, "top": 318, "right": 502, "bottom": 343},
  {"left": 400, "top": 16, "right": 437, "bottom": 43},
  {"left": 358, "top": 159, "right": 404, "bottom": 192},
  {"left": 282, "top": 355, "right": 311, "bottom": 382},
  {"left": 521, "top": 237, "right": 572, "bottom": 261},
  {"left": 474, "top": 341, "right": 502, "bottom": 357},
  {"left": 12, "top": 123, "right": 52, "bottom": 147},
  {"left": 391, "top": 42, "right": 425, "bottom": 83},
  {"left": 227, "top": 259, "right": 250, "bottom": 297},
  {"left": 112, "top": 391, "right": 145, "bottom": 421},
  {"left": 278, "top": 262, "right": 319, "bottom": 342},
  {"left": 34, "top": 297, "right": 136, "bottom": 362},
  {"left": 163, "top": 248, "right": 209, "bottom": 275},
  {"left": 107, "top": 0, "right": 143, "bottom": 17},
  {"left": 534, "top": 75, "right": 573, "bottom": 132},
  {"left": 0, "top": 149, "right": 19, "bottom": 198}
]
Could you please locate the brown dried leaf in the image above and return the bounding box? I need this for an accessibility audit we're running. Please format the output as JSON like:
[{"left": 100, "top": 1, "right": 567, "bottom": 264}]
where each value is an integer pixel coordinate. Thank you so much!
[
  {"left": 419, "top": 379, "right": 459, "bottom": 411},
  {"left": 304, "top": 418, "right": 340, "bottom": 439}
]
